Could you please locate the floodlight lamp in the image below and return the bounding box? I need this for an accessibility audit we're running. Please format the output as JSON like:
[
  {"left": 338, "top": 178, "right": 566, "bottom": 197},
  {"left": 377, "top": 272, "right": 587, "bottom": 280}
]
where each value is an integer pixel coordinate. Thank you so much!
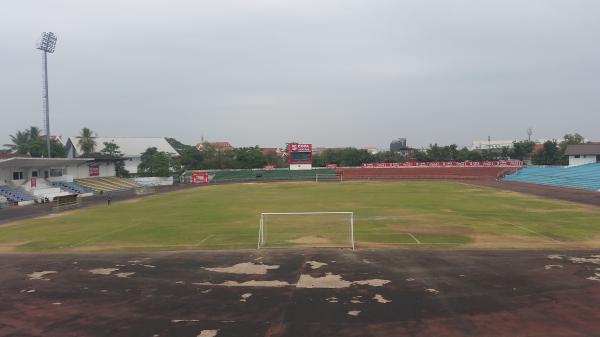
[{"left": 36, "top": 32, "right": 57, "bottom": 53}]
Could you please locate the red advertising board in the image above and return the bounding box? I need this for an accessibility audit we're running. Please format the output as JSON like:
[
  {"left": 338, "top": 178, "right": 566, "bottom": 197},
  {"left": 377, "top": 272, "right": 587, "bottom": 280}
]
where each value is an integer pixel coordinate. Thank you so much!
[
  {"left": 326, "top": 164, "right": 338, "bottom": 168},
  {"left": 263, "top": 164, "right": 275, "bottom": 170},
  {"left": 31, "top": 178, "right": 37, "bottom": 188},
  {"left": 361, "top": 161, "right": 523, "bottom": 168},
  {"left": 191, "top": 171, "right": 209, "bottom": 184},
  {"left": 89, "top": 165, "right": 100, "bottom": 177},
  {"left": 289, "top": 143, "right": 312, "bottom": 152}
]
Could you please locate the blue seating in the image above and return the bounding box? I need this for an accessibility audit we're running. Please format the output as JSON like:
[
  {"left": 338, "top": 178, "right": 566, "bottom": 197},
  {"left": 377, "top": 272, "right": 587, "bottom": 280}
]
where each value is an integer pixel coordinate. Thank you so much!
[
  {"left": 0, "top": 185, "right": 34, "bottom": 202},
  {"left": 503, "top": 163, "right": 600, "bottom": 191},
  {"left": 52, "top": 181, "right": 92, "bottom": 194}
]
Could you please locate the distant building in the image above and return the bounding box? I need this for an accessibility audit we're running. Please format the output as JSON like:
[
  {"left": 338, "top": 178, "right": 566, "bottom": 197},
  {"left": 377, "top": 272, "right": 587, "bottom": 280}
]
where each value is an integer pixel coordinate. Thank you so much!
[
  {"left": 565, "top": 143, "right": 600, "bottom": 166},
  {"left": 390, "top": 138, "right": 407, "bottom": 152},
  {"left": 523, "top": 143, "right": 545, "bottom": 165},
  {"left": 470, "top": 140, "right": 514, "bottom": 151},
  {"left": 65, "top": 137, "right": 179, "bottom": 174},
  {"left": 41, "top": 135, "right": 63, "bottom": 144},
  {"left": 0, "top": 153, "right": 32, "bottom": 160},
  {"left": 196, "top": 142, "right": 233, "bottom": 152},
  {"left": 362, "top": 147, "right": 381, "bottom": 155},
  {"left": 311, "top": 147, "right": 329, "bottom": 156},
  {"left": 259, "top": 147, "right": 284, "bottom": 157},
  {"left": 390, "top": 138, "right": 415, "bottom": 158}
]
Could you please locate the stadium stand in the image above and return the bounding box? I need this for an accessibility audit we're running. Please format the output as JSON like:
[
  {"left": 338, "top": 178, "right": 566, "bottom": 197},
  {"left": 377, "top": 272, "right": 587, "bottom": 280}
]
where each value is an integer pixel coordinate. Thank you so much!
[
  {"left": 52, "top": 181, "right": 92, "bottom": 194},
  {"left": 0, "top": 185, "right": 34, "bottom": 203},
  {"left": 211, "top": 168, "right": 336, "bottom": 183},
  {"left": 75, "top": 177, "right": 141, "bottom": 192},
  {"left": 337, "top": 167, "right": 517, "bottom": 180},
  {"left": 503, "top": 163, "right": 600, "bottom": 191}
]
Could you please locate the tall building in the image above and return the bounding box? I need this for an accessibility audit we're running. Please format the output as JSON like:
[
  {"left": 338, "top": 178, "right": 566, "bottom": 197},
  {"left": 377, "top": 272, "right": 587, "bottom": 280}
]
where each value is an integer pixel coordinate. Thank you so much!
[{"left": 390, "top": 138, "right": 407, "bottom": 152}]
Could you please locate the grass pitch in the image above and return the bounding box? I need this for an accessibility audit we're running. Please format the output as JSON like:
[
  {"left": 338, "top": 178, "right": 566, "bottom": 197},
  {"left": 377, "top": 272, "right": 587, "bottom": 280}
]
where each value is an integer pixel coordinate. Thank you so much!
[{"left": 1, "top": 181, "right": 600, "bottom": 251}]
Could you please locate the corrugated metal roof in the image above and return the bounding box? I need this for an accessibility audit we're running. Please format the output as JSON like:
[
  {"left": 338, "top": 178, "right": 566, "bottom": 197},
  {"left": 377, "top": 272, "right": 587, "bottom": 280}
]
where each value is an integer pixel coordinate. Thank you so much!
[
  {"left": 565, "top": 144, "right": 600, "bottom": 155},
  {"left": 67, "top": 137, "right": 179, "bottom": 157}
]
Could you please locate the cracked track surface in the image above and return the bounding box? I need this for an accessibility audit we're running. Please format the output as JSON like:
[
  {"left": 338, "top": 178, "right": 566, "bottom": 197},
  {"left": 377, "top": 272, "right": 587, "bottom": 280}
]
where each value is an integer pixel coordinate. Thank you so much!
[{"left": 1, "top": 249, "right": 600, "bottom": 337}]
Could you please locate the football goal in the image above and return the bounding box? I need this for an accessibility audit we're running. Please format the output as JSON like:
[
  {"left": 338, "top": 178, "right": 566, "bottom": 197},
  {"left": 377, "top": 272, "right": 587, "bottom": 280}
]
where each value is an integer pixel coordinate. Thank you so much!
[
  {"left": 315, "top": 174, "right": 343, "bottom": 183},
  {"left": 258, "top": 212, "right": 354, "bottom": 249}
]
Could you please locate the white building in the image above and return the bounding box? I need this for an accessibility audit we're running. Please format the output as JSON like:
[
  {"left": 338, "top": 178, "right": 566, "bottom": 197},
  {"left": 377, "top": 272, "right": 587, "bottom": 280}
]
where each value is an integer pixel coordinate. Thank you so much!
[
  {"left": 0, "top": 156, "right": 112, "bottom": 205},
  {"left": 470, "top": 140, "right": 515, "bottom": 151},
  {"left": 65, "top": 137, "right": 179, "bottom": 174},
  {"left": 362, "top": 147, "right": 382, "bottom": 154},
  {"left": 565, "top": 144, "right": 600, "bottom": 166}
]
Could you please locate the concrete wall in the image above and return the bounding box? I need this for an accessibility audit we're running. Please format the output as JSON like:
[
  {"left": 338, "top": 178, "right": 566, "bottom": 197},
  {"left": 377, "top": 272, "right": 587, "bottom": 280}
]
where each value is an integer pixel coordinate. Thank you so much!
[
  {"left": 131, "top": 176, "right": 173, "bottom": 186},
  {"left": 569, "top": 155, "right": 598, "bottom": 166},
  {"left": 289, "top": 163, "right": 312, "bottom": 170},
  {"left": 124, "top": 157, "right": 141, "bottom": 174},
  {"left": 65, "top": 162, "right": 116, "bottom": 179}
]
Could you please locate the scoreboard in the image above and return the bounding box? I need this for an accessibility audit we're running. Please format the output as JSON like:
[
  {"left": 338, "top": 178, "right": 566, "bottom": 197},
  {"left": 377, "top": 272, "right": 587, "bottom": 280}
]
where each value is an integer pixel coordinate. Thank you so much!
[{"left": 288, "top": 143, "right": 312, "bottom": 170}]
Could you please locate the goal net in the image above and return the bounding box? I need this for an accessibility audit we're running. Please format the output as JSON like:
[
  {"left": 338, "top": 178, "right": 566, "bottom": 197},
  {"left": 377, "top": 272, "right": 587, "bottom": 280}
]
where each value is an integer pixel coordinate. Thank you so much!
[
  {"left": 315, "top": 174, "right": 343, "bottom": 183},
  {"left": 258, "top": 212, "right": 354, "bottom": 249}
]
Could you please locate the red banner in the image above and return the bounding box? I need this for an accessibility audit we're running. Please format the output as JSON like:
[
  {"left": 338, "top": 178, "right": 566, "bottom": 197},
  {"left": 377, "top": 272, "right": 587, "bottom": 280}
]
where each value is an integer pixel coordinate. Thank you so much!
[
  {"left": 31, "top": 178, "right": 37, "bottom": 188},
  {"left": 289, "top": 143, "right": 312, "bottom": 152},
  {"left": 263, "top": 164, "right": 275, "bottom": 169},
  {"left": 361, "top": 161, "right": 523, "bottom": 168},
  {"left": 89, "top": 165, "right": 100, "bottom": 176},
  {"left": 191, "top": 172, "right": 209, "bottom": 184},
  {"left": 326, "top": 164, "right": 338, "bottom": 168}
]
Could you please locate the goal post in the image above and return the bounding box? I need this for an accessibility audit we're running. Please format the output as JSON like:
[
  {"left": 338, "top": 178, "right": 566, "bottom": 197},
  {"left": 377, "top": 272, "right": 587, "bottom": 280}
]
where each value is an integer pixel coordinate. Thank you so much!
[
  {"left": 258, "top": 212, "right": 354, "bottom": 249},
  {"left": 315, "top": 173, "right": 343, "bottom": 183}
]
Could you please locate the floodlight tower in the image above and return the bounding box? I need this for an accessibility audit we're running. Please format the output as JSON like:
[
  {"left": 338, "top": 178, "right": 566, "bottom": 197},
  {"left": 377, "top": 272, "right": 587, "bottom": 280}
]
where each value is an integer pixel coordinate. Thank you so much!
[{"left": 36, "top": 32, "right": 57, "bottom": 158}]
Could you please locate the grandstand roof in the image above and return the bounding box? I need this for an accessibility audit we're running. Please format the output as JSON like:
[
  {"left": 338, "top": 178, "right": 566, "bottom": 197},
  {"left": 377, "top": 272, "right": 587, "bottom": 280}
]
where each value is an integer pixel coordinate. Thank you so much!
[
  {"left": 0, "top": 157, "right": 91, "bottom": 168},
  {"left": 565, "top": 144, "right": 600, "bottom": 156},
  {"left": 66, "top": 137, "right": 179, "bottom": 157}
]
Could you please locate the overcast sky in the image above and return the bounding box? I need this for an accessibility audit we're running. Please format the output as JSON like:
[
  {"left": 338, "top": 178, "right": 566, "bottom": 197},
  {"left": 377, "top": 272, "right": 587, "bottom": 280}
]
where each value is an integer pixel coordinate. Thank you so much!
[{"left": 1, "top": 0, "right": 599, "bottom": 149}]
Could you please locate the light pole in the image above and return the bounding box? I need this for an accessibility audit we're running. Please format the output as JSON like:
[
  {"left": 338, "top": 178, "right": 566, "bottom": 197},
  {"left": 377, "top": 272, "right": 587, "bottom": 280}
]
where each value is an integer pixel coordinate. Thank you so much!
[{"left": 36, "top": 32, "right": 57, "bottom": 158}]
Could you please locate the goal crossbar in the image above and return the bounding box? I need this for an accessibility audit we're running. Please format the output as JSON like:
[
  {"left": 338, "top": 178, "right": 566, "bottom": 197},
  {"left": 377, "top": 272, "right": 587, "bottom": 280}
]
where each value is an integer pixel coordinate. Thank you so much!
[
  {"left": 258, "top": 211, "right": 354, "bottom": 250},
  {"left": 315, "top": 174, "right": 343, "bottom": 182}
]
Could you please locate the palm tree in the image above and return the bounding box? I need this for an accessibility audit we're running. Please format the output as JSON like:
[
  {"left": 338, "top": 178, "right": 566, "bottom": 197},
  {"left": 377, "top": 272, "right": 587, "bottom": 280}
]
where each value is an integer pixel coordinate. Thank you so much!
[
  {"left": 28, "top": 126, "right": 41, "bottom": 140},
  {"left": 4, "top": 130, "right": 30, "bottom": 152},
  {"left": 4, "top": 126, "right": 43, "bottom": 154},
  {"left": 78, "top": 127, "right": 97, "bottom": 156}
]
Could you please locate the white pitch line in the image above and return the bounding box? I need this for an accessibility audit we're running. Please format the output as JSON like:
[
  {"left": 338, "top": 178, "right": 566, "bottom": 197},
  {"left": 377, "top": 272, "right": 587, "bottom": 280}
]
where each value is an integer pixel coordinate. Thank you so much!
[
  {"left": 504, "top": 222, "right": 563, "bottom": 244},
  {"left": 407, "top": 232, "right": 421, "bottom": 244},
  {"left": 196, "top": 234, "right": 215, "bottom": 246},
  {"left": 69, "top": 222, "right": 141, "bottom": 248}
]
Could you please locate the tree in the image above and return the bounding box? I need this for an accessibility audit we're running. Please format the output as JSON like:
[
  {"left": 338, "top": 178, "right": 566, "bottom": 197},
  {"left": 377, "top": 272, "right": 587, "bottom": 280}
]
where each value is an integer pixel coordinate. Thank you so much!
[
  {"left": 138, "top": 147, "right": 175, "bottom": 177},
  {"left": 99, "top": 141, "right": 129, "bottom": 177},
  {"left": 4, "top": 126, "right": 64, "bottom": 157},
  {"left": 532, "top": 140, "right": 563, "bottom": 165},
  {"left": 166, "top": 138, "right": 203, "bottom": 172},
  {"left": 511, "top": 141, "right": 535, "bottom": 161},
  {"left": 78, "top": 127, "right": 96, "bottom": 156},
  {"left": 100, "top": 141, "right": 121, "bottom": 157},
  {"left": 560, "top": 133, "right": 585, "bottom": 150},
  {"left": 313, "top": 148, "right": 374, "bottom": 167},
  {"left": 231, "top": 146, "right": 267, "bottom": 169},
  {"left": 372, "top": 151, "right": 406, "bottom": 163}
]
